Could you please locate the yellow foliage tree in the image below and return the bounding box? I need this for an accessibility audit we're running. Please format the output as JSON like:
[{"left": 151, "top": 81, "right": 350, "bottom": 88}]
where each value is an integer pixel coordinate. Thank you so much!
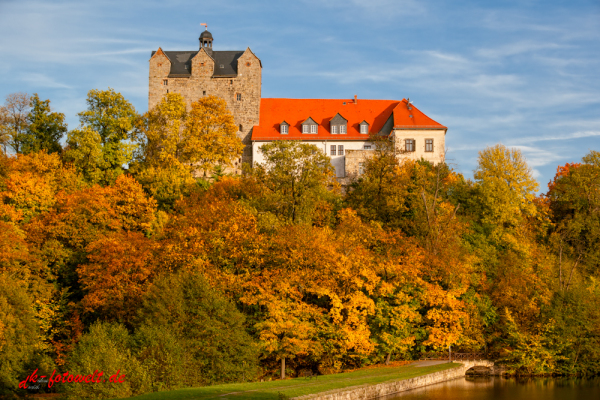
[
  {"left": 185, "top": 95, "right": 243, "bottom": 173},
  {"left": 474, "top": 144, "right": 538, "bottom": 245}
]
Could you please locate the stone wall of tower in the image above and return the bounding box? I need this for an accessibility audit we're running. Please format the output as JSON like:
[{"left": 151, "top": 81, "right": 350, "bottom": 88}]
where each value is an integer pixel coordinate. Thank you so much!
[{"left": 149, "top": 48, "right": 262, "bottom": 169}]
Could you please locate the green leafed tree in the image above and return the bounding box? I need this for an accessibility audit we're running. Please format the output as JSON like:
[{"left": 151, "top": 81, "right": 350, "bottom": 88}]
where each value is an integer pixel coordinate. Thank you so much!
[
  {"left": 21, "top": 94, "right": 67, "bottom": 155},
  {"left": 136, "top": 272, "right": 258, "bottom": 386},
  {"left": 250, "top": 140, "right": 339, "bottom": 225},
  {"left": 63, "top": 88, "right": 138, "bottom": 185}
]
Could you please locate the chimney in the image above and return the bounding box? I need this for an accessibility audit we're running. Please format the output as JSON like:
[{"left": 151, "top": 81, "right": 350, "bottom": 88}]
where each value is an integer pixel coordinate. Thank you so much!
[{"left": 354, "top": 95, "right": 357, "bottom": 104}]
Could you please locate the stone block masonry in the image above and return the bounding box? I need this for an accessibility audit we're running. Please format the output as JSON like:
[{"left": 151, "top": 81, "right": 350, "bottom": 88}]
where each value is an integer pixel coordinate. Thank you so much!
[
  {"left": 149, "top": 45, "right": 262, "bottom": 170},
  {"left": 291, "top": 361, "right": 494, "bottom": 400}
]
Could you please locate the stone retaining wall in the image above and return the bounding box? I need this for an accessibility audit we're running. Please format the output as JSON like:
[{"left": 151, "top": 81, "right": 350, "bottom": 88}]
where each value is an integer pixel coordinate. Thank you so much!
[{"left": 291, "top": 361, "right": 494, "bottom": 400}]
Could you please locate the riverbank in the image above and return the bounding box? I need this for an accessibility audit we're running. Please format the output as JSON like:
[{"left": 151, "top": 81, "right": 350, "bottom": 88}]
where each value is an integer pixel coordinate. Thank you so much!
[
  {"left": 122, "top": 362, "right": 459, "bottom": 400},
  {"left": 292, "top": 361, "right": 493, "bottom": 400}
]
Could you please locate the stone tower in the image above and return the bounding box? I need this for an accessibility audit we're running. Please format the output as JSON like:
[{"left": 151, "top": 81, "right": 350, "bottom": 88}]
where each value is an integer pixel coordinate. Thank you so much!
[{"left": 148, "top": 29, "right": 262, "bottom": 166}]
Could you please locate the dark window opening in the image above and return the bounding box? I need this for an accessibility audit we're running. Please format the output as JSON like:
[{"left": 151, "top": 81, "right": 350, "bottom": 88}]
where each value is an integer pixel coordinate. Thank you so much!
[
  {"left": 236, "top": 93, "right": 242, "bottom": 101},
  {"left": 239, "top": 124, "right": 243, "bottom": 131},
  {"left": 425, "top": 139, "right": 434, "bottom": 152},
  {"left": 203, "top": 90, "right": 206, "bottom": 96},
  {"left": 330, "top": 145, "right": 336, "bottom": 156},
  {"left": 405, "top": 139, "right": 415, "bottom": 152}
]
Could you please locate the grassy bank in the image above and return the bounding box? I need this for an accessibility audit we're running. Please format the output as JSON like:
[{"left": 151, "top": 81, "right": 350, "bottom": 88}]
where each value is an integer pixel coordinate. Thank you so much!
[{"left": 123, "top": 362, "right": 460, "bottom": 400}]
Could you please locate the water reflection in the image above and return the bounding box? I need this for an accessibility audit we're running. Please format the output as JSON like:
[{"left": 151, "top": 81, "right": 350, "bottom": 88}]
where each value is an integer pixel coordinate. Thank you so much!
[{"left": 381, "top": 376, "right": 600, "bottom": 400}]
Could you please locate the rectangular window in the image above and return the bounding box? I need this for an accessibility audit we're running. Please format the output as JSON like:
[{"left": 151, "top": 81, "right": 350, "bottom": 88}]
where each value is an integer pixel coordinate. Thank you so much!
[
  {"left": 310, "top": 124, "right": 317, "bottom": 134},
  {"left": 405, "top": 139, "right": 415, "bottom": 152},
  {"left": 425, "top": 139, "right": 434, "bottom": 152},
  {"left": 281, "top": 125, "right": 288, "bottom": 134},
  {"left": 340, "top": 125, "right": 346, "bottom": 134},
  {"left": 331, "top": 125, "right": 338, "bottom": 134},
  {"left": 358, "top": 162, "right": 365, "bottom": 175},
  {"left": 338, "top": 145, "right": 344, "bottom": 155},
  {"left": 364, "top": 145, "right": 371, "bottom": 150},
  {"left": 163, "top": 79, "right": 168, "bottom": 86},
  {"left": 360, "top": 124, "right": 368, "bottom": 134},
  {"left": 303, "top": 125, "right": 309, "bottom": 134},
  {"left": 330, "top": 145, "right": 336, "bottom": 156},
  {"left": 236, "top": 93, "right": 242, "bottom": 101},
  {"left": 203, "top": 90, "right": 206, "bottom": 96}
]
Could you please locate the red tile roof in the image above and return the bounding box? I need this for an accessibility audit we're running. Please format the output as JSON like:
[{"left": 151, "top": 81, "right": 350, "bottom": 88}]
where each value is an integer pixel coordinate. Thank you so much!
[{"left": 251, "top": 98, "right": 446, "bottom": 141}]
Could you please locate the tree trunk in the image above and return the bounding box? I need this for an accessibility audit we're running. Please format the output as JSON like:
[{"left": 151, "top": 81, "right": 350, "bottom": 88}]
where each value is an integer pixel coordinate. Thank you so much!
[
  {"left": 281, "top": 357, "right": 286, "bottom": 379},
  {"left": 386, "top": 352, "right": 392, "bottom": 365}
]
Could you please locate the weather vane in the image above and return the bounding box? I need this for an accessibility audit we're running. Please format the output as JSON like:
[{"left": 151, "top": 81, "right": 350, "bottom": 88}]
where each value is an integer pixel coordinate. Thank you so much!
[{"left": 200, "top": 23, "right": 208, "bottom": 31}]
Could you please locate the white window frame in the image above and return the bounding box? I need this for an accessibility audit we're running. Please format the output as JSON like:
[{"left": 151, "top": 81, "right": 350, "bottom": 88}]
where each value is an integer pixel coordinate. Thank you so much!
[
  {"left": 302, "top": 125, "right": 309, "bottom": 133},
  {"left": 340, "top": 125, "right": 346, "bottom": 134},
  {"left": 310, "top": 124, "right": 317, "bottom": 134},
  {"left": 360, "top": 124, "right": 368, "bottom": 134},
  {"left": 281, "top": 125, "right": 288, "bottom": 134},
  {"left": 331, "top": 125, "right": 338, "bottom": 134}
]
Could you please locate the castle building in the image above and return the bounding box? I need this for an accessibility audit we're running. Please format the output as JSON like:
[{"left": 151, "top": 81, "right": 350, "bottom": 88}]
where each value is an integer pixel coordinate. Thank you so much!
[{"left": 149, "top": 30, "right": 447, "bottom": 178}]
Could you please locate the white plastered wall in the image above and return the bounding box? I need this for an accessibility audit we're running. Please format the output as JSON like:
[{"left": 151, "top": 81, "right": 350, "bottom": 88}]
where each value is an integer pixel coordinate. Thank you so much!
[
  {"left": 252, "top": 139, "right": 374, "bottom": 178},
  {"left": 391, "top": 129, "right": 446, "bottom": 164}
]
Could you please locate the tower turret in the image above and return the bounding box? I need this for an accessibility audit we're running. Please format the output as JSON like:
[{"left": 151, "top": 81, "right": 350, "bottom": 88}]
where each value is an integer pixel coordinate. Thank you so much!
[{"left": 199, "top": 29, "right": 213, "bottom": 55}]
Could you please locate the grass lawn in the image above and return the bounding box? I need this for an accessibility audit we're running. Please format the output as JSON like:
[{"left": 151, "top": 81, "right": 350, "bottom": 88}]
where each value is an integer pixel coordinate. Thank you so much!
[{"left": 123, "top": 362, "right": 461, "bottom": 400}]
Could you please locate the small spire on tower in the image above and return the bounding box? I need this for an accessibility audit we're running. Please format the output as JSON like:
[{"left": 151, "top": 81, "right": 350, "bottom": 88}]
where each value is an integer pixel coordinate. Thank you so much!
[{"left": 199, "top": 23, "right": 213, "bottom": 52}]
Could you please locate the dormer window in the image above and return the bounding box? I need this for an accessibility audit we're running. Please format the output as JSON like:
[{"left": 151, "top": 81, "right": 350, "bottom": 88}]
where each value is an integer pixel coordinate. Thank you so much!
[
  {"left": 360, "top": 121, "right": 369, "bottom": 134},
  {"left": 301, "top": 117, "right": 318, "bottom": 134},
  {"left": 280, "top": 121, "right": 289, "bottom": 134},
  {"left": 329, "top": 113, "right": 347, "bottom": 135}
]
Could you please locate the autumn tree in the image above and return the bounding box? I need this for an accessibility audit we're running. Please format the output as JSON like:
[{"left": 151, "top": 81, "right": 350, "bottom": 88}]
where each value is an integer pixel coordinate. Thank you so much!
[
  {"left": 63, "top": 88, "right": 138, "bottom": 185},
  {"left": 345, "top": 137, "right": 410, "bottom": 225},
  {"left": 78, "top": 231, "right": 157, "bottom": 324},
  {"left": 0, "top": 92, "right": 30, "bottom": 154},
  {"left": 21, "top": 94, "right": 67, "bottom": 155},
  {"left": 133, "top": 93, "right": 194, "bottom": 210},
  {"left": 547, "top": 151, "right": 600, "bottom": 285},
  {"left": 185, "top": 95, "right": 243, "bottom": 173},
  {"left": 133, "top": 94, "right": 242, "bottom": 209},
  {"left": 25, "top": 175, "right": 157, "bottom": 304},
  {"left": 0, "top": 273, "right": 43, "bottom": 395},
  {"left": 0, "top": 151, "right": 84, "bottom": 224},
  {"left": 473, "top": 144, "right": 539, "bottom": 245},
  {"left": 250, "top": 140, "right": 339, "bottom": 225}
]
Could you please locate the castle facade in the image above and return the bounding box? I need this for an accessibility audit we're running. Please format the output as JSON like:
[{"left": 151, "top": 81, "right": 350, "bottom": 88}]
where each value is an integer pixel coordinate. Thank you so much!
[{"left": 149, "top": 30, "right": 447, "bottom": 178}]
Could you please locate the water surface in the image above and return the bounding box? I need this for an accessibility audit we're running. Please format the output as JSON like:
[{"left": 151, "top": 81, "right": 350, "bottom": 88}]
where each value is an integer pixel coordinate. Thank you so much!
[{"left": 382, "top": 376, "right": 600, "bottom": 400}]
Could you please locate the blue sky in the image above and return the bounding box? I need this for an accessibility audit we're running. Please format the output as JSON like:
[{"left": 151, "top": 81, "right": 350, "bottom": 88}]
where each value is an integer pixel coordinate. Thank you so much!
[{"left": 0, "top": 0, "right": 598, "bottom": 191}]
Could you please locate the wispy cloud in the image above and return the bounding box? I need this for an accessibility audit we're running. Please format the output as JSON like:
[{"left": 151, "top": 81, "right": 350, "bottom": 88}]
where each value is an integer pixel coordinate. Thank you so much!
[
  {"left": 19, "top": 73, "right": 73, "bottom": 89},
  {"left": 477, "top": 41, "right": 568, "bottom": 59},
  {"left": 514, "top": 131, "right": 600, "bottom": 144}
]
